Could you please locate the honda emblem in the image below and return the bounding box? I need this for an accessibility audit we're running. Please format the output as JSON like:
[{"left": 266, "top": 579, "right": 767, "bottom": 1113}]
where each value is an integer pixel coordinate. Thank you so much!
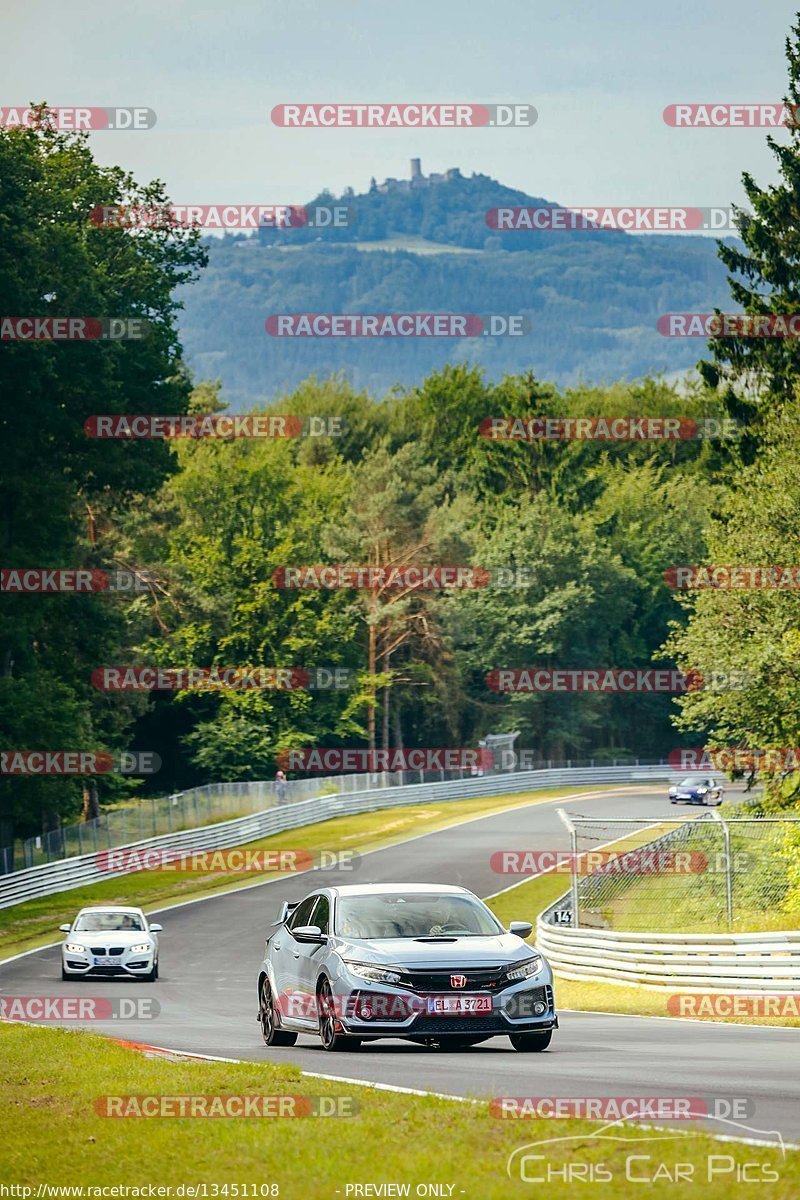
[{"left": 450, "top": 974, "right": 467, "bottom": 988}]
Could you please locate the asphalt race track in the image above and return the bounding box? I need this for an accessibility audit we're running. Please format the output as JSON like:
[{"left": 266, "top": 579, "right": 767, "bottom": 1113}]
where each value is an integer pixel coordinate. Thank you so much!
[{"left": 2, "top": 784, "right": 797, "bottom": 1146}]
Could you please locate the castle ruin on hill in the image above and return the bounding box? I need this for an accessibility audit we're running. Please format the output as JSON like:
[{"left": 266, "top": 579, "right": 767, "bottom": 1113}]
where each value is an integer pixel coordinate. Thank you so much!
[{"left": 369, "top": 159, "right": 462, "bottom": 194}]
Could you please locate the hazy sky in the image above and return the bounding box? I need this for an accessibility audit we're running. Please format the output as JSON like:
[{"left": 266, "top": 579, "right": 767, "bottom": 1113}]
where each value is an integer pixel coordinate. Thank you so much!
[{"left": 4, "top": 0, "right": 799, "bottom": 220}]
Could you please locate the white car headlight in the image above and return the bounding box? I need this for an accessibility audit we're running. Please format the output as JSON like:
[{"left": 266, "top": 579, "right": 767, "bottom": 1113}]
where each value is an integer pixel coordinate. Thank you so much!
[
  {"left": 505, "top": 956, "right": 543, "bottom": 981},
  {"left": 129, "top": 943, "right": 152, "bottom": 954},
  {"left": 696, "top": 787, "right": 708, "bottom": 794},
  {"left": 64, "top": 943, "right": 86, "bottom": 954},
  {"left": 344, "top": 961, "right": 403, "bottom": 985}
]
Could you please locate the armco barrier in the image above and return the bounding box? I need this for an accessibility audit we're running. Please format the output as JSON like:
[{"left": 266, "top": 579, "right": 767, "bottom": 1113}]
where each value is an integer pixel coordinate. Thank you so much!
[
  {"left": 535, "top": 913, "right": 800, "bottom": 991},
  {"left": 0, "top": 764, "right": 670, "bottom": 910}
]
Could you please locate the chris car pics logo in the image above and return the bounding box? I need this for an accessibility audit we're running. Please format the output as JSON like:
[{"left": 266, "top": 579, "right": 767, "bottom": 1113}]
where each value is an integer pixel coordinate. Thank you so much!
[{"left": 507, "top": 1118, "right": 784, "bottom": 1185}]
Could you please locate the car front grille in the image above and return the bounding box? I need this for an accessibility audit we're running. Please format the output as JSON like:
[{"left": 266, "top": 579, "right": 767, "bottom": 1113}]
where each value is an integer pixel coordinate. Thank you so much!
[
  {"left": 89, "top": 946, "right": 106, "bottom": 955},
  {"left": 409, "top": 1015, "right": 507, "bottom": 1034},
  {"left": 108, "top": 947, "right": 125, "bottom": 956},
  {"left": 401, "top": 966, "right": 508, "bottom": 992}
]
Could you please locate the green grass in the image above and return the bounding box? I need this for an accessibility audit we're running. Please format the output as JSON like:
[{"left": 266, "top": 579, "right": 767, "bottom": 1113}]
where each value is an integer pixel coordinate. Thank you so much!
[
  {"left": 553, "top": 976, "right": 800, "bottom": 1028},
  {"left": 1, "top": 1024, "right": 796, "bottom": 1196},
  {"left": 0, "top": 786, "right": 596, "bottom": 960}
]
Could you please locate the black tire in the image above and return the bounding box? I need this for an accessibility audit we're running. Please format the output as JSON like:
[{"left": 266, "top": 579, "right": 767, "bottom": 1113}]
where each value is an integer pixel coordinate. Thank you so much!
[
  {"left": 317, "top": 978, "right": 359, "bottom": 1051},
  {"left": 259, "top": 977, "right": 297, "bottom": 1046},
  {"left": 510, "top": 1030, "right": 553, "bottom": 1052},
  {"left": 61, "top": 966, "right": 69, "bottom": 981}
]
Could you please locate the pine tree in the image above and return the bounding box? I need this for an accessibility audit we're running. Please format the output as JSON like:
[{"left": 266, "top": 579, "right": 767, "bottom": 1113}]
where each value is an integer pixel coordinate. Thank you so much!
[{"left": 699, "top": 16, "right": 800, "bottom": 450}]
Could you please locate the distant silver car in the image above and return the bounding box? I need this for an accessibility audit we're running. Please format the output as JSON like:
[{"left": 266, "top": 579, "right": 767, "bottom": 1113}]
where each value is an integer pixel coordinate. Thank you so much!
[
  {"left": 257, "top": 883, "right": 557, "bottom": 1052},
  {"left": 59, "top": 905, "right": 162, "bottom": 980}
]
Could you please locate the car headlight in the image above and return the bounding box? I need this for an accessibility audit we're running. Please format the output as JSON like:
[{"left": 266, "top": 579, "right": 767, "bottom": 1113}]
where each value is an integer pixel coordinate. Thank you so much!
[
  {"left": 668, "top": 786, "right": 676, "bottom": 794},
  {"left": 64, "top": 943, "right": 86, "bottom": 954},
  {"left": 344, "top": 961, "right": 403, "bottom": 985},
  {"left": 505, "top": 956, "right": 543, "bottom": 981},
  {"left": 696, "top": 787, "right": 708, "bottom": 794},
  {"left": 129, "top": 943, "right": 152, "bottom": 954}
]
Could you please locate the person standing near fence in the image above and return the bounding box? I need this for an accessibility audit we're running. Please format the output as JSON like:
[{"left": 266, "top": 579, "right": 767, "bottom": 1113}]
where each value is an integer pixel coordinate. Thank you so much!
[{"left": 275, "top": 770, "right": 287, "bottom": 805}]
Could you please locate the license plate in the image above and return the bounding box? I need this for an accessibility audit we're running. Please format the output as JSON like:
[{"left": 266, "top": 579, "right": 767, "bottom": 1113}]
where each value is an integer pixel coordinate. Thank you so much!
[
  {"left": 426, "top": 994, "right": 492, "bottom": 1015},
  {"left": 93, "top": 956, "right": 121, "bottom": 966}
]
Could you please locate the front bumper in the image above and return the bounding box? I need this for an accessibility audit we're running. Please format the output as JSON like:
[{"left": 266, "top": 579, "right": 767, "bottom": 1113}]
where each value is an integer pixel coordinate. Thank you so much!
[
  {"left": 62, "top": 948, "right": 155, "bottom": 976},
  {"left": 333, "top": 975, "right": 557, "bottom": 1038}
]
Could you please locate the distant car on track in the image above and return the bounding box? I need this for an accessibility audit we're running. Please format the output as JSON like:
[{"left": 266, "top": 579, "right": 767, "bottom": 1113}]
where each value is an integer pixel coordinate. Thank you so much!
[
  {"left": 59, "top": 905, "right": 162, "bottom": 981},
  {"left": 257, "top": 882, "right": 557, "bottom": 1052},
  {"left": 668, "top": 775, "right": 725, "bottom": 806}
]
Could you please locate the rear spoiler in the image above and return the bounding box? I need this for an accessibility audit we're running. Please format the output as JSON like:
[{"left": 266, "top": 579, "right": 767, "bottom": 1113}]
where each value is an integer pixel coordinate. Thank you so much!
[{"left": 273, "top": 900, "right": 299, "bottom": 926}]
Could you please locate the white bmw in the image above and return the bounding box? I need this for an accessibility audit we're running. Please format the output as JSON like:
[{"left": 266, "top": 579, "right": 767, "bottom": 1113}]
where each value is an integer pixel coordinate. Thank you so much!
[{"left": 59, "top": 906, "right": 162, "bottom": 981}]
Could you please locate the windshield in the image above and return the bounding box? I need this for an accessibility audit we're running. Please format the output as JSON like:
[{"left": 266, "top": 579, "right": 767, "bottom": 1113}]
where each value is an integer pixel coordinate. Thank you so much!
[
  {"left": 73, "top": 913, "right": 144, "bottom": 932},
  {"left": 679, "top": 776, "right": 711, "bottom": 787},
  {"left": 335, "top": 892, "right": 503, "bottom": 939}
]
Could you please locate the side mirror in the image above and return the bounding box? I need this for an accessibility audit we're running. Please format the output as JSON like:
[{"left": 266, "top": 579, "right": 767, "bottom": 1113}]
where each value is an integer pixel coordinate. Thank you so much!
[
  {"left": 149, "top": 923, "right": 163, "bottom": 932},
  {"left": 509, "top": 920, "right": 533, "bottom": 939},
  {"left": 59, "top": 924, "right": 71, "bottom": 933},
  {"left": 293, "top": 924, "right": 326, "bottom": 944}
]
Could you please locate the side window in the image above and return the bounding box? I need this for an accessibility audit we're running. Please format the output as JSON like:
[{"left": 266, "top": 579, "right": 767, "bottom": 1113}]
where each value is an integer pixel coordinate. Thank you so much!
[
  {"left": 287, "top": 895, "right": 317, "bottom": 931},
  {"left": 311, "top": 895, "right": 330, "bottom": 934}
]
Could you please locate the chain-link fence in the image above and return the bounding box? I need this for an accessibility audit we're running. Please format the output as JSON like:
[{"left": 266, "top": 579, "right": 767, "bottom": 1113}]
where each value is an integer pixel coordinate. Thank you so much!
[
  {"left": 0, "top": 755, "right": 663, "bottom": 875},
  {"left": 1, "top": 773, "right": 391, "bottom": 872},
  {"left": 553, "top": 811, "right": 800, "bottom": 933}
]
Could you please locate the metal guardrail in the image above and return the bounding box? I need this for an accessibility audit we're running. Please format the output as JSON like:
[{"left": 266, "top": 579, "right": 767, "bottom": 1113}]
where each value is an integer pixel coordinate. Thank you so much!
[
  {"left": 535, "top": 912, "right": 800, "bottom": 990},
  {"left": 0, "top": 763, "right": 671, "bottom": 910},
  {"left": 536, "top": 811, "right": 800, "bottom": 990}
]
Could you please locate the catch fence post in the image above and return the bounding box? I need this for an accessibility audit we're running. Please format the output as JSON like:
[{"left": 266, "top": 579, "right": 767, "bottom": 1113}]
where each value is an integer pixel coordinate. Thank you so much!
[{"left": 557, "top": 808, "right": 580, "bottom": 929}]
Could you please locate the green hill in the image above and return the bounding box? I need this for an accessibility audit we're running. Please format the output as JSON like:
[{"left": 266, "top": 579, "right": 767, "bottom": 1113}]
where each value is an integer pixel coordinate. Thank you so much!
[{"left": 177, "top": 166, "right": 732, "bottom": 404}]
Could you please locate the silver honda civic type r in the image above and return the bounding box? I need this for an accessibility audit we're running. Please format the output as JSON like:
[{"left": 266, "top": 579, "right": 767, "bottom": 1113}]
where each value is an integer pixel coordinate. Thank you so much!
[{"left": 257, "top": 883, "right": 557, "bottom": 1051}]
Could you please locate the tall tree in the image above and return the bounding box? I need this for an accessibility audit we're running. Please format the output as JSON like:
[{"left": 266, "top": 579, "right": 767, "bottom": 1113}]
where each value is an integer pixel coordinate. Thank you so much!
[
  {"left": 0, "top": 108, "right": 205, "bottom": 839},
  {"left": 699, "top": 17, "right": 800, "bottom": 451}
]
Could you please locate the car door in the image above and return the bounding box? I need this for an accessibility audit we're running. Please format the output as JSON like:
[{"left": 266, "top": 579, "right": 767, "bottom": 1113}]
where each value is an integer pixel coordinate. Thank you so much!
[
  {"left": 293, "top": 894, "right": 331, "bottom": 1020},
  {"left": 272, "top": 894, "right": 318, "bottom": 1025}
]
